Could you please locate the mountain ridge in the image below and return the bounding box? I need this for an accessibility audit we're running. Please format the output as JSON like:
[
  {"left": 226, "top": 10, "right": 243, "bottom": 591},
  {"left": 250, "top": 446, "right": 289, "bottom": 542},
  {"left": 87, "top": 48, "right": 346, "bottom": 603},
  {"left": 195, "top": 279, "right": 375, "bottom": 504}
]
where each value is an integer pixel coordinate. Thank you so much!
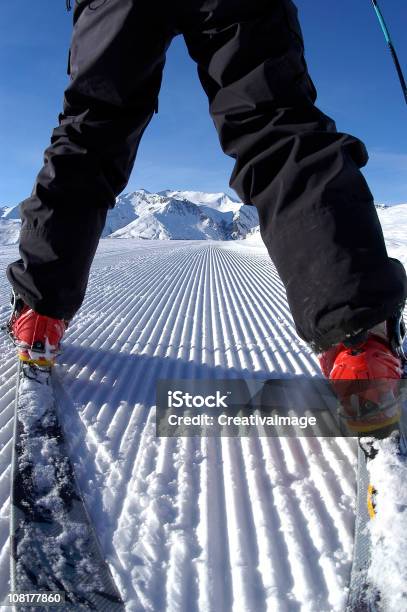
[{"left": 1, "top": 193, "right": 406, "bottom": 246}]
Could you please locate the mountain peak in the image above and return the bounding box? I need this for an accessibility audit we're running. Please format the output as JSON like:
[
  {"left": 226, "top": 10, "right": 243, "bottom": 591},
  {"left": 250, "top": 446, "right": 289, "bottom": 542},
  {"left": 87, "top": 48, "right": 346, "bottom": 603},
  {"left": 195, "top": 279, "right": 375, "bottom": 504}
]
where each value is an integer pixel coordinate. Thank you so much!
[{"left": 104, "top": 189, "right": 258, "bottom": 240}]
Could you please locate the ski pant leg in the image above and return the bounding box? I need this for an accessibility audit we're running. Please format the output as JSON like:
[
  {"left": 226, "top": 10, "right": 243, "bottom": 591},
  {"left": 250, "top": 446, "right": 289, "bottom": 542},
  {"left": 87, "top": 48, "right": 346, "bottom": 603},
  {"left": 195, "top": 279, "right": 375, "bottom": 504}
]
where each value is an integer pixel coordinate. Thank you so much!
[
  {"left": 183, "top": 0, "right": 407, "bottom": 351},
  {"left": 7, "top": 0, "right": 174, "bottom": 321}
]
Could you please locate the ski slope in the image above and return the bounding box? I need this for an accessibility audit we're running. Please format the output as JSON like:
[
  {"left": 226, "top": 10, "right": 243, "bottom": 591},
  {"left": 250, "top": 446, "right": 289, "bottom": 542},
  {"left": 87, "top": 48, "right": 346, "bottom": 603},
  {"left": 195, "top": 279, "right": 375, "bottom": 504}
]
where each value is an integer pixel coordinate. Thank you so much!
[{"left": 0, "top": 240, "right": 360, "bottom": 612}]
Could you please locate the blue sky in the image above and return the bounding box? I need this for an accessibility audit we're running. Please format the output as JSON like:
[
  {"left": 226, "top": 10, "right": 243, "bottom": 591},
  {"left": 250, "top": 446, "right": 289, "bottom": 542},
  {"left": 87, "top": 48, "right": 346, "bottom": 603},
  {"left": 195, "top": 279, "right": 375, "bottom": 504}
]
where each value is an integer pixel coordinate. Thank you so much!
[{"left": 0, "top": 0, "right": 406, "bottom": 206}]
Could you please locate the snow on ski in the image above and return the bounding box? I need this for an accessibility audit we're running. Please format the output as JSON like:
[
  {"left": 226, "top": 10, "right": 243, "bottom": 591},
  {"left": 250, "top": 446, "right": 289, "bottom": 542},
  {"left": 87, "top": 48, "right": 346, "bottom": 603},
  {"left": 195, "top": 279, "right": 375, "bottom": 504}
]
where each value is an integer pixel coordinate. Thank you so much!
[
  {"left": 9, "top": 360, "right": 124, "bottom": 610},
  {"left": 366, "top": 428, "right": 407, "bottom": 611}
]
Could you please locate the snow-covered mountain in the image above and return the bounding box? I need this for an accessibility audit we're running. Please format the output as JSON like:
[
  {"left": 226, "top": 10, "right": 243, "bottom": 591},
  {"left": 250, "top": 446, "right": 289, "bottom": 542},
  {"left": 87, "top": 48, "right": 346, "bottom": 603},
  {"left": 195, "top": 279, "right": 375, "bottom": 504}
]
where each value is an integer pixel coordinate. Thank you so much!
[
  {"left": 103, "top": 189, "right": 259, "bottom": 240},
  {"left": 109, "top": 194, "right": 221, "bottom": 240},
  {"left": 2, "top": 206, "right": 20, "bottom": 220},
  {"left": 3, "top": 195, "right": 406, "bottom": 246},
  {"left": 0, "top": 206, "right": 21, "bottom": 246},
  {"left": 0, "top": 190, "right": 257, "bottom": 245}
]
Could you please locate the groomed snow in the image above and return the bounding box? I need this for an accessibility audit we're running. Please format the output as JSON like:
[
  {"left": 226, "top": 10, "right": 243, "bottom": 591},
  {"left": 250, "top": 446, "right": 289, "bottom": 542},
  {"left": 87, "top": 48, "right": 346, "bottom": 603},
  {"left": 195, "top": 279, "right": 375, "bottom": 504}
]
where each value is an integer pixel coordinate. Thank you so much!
[
  {"left": 0, "top": 201, "right": 405, "bottom": 611},
  {"left": 0, "top": 241, "right": 357, "bottom": 611}
]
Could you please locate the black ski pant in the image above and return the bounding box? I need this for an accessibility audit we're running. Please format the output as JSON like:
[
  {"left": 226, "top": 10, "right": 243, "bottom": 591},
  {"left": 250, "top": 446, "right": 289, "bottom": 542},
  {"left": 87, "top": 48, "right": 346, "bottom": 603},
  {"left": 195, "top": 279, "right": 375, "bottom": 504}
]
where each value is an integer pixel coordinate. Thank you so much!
[{"left": 7, "top": 0, "right": 407, "bottom": 352}]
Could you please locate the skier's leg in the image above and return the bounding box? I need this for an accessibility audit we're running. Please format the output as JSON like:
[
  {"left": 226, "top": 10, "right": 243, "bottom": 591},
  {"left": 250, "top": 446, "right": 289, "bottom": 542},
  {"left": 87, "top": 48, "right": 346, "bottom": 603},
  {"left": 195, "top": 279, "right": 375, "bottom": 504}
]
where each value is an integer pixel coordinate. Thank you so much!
[
  {"left": 183, "top": 0, "right": 407, "bottom": 351},
  {"left": 7, "top": 0, "right": 174, "bottom": 321}
]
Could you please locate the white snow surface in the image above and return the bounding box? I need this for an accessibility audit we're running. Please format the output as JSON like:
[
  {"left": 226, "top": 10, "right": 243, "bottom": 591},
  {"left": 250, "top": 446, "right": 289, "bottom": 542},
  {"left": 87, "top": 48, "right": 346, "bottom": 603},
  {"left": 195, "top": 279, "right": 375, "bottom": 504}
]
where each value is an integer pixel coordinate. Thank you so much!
[
  {"left": 0, "top": 201, "right": 405, "bottom": 610},
  {"left": 366, "top": 434, "right": 407, "bottom": 611},
  {"left": 0, "top": 206, "right": 21, "bottom": 246},
  {"left": 0, "top": 220, "right": 20, "bottom": 246}
]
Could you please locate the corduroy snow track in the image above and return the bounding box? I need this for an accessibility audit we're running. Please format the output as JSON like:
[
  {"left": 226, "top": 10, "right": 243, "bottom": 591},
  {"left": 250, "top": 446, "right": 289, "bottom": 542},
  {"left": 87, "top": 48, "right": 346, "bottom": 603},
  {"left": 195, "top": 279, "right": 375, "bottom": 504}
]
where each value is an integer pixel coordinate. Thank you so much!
[{"left": 0, "top": 240, "right": 359, "bottom": 611}]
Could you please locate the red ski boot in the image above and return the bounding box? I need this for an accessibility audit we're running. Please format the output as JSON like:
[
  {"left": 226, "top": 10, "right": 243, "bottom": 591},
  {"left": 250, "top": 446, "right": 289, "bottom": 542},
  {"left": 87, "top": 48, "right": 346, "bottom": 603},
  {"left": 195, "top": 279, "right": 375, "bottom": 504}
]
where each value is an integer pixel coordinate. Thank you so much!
[
  {"left": 7, "top": 294, "right": 68, "bottom": 367},
  {"left": 319, "top": 314, "right": 405, "bottom": 435}
]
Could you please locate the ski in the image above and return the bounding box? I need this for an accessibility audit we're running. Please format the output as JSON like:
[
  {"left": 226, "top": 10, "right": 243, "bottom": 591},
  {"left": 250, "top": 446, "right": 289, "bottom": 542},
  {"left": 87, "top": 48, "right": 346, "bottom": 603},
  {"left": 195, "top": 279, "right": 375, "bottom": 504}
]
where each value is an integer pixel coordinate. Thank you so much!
[
  {"left": 346, "top": 441, "right": 379, "bottom": 611},
  {"left": 10, "top": 360, "right": 125, "bottom": 611}
]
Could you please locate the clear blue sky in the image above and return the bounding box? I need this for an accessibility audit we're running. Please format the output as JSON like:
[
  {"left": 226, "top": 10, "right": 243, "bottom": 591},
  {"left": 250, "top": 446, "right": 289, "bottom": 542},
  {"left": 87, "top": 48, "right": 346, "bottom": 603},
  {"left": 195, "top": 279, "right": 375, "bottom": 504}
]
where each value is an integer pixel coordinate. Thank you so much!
[{"left": 0, "top": 0, "right": 406, "bottom": 206}]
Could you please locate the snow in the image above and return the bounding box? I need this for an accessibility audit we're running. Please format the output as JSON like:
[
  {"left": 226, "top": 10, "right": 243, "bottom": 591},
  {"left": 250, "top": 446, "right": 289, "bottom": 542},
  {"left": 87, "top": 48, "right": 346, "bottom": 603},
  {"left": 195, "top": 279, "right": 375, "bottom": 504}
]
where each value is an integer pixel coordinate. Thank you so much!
[
  {"left": 106, "top": 190, "right": 259, "bottom": 240},
  {"left": 376, "top": 203, "right": 407, "bottom": 268},
  {"left": 2, "top": 195, "right": 405, "bottom": 247},
  {"left": 366, "top": 433, "right": 407, "bottom": 610},
  {"left": 0, "top": 190, "right": 259, "bottom": 244},
  {"left": 0, "top": 200, "right": 405, "bottom": 610},
  {"left": 0, "top": 219, "right": 20, "bottom": 246},
  {"left": 13, "top": 367, "right": 108, "bottom": 599},
  {"left": 16, "top": 372, "right": 97, "bottom": 592},
  {"left": 159, "top": 190, "right": 241, "bottom": 212},
  {"left": 0, "top": 206, "right": 19, "bottom": 220},
  {"left": 110, "top": 197, "right": 222, "bottom": 240},
  {"left": 0, "top": 240, "right": 356, "bottom": 611},
  {"left": 0, "top": 206, "right": 21, "bottom": 245}
]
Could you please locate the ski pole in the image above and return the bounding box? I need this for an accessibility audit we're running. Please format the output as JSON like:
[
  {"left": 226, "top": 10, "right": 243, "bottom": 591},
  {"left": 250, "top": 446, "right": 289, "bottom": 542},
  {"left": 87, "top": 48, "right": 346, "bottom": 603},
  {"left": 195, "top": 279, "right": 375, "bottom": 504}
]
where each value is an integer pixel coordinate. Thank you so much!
[{"left": 370, "top": 0, "right": 407, "bottom": 104}]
